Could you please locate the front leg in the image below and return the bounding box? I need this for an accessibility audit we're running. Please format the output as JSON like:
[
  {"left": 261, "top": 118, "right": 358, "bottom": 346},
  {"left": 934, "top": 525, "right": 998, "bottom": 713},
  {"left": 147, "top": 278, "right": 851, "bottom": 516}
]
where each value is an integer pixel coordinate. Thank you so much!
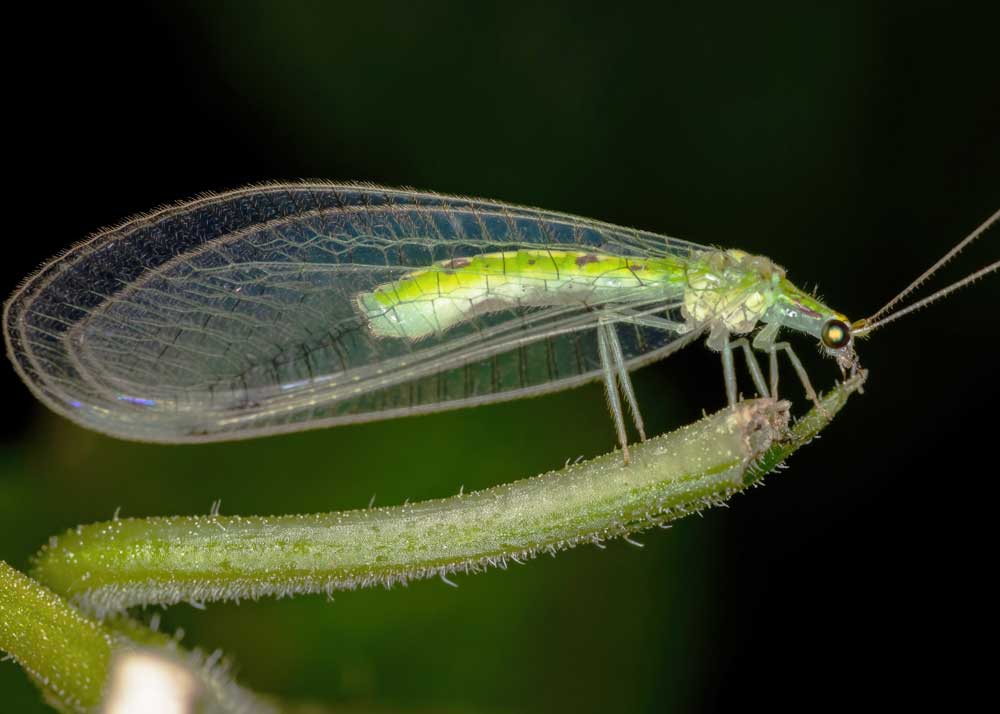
[
  {"left": 771, "top": 341, "right": 822, "bottom": 410},
  {"left": 752, "top": 324, "right": 822, "bottom": 411}
]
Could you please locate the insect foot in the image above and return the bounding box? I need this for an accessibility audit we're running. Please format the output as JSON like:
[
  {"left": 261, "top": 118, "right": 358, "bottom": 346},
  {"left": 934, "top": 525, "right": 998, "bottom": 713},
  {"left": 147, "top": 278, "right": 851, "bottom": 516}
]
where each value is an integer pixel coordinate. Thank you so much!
[{"left": 728, "top": 398, "right": 792, "bottom": 478}]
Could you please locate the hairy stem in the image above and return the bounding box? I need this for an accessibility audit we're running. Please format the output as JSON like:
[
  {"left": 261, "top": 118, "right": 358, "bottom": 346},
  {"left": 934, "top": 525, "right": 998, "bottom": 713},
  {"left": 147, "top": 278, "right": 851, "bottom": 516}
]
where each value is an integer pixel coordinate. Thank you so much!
[
  {"left": 0, "top": 561, "right": 277, "bottom": 713},
  {"left": 32, "top": 375, "right": 863, "bottom": 618},
  {"left": 0, "top": 560, "right": 112, "bottom": 712}
]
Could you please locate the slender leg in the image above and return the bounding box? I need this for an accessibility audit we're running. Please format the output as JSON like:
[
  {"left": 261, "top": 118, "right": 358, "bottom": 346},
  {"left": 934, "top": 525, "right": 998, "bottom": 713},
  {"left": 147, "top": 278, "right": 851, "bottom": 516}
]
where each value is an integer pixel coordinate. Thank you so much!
[
  {"left": 600, "top": 321, "right": 647, "bottom": 441},
  {"left": 769, "top": 349, "right": 780, "bottom": 399},
  {"left": 751, "top": 323, "right": 825, "bottom": 413},
  {"left": 729, "top": 337, "right": 770, "bottom": 398},
  {"left": 593, "top": 307, "right": 699, "bottom": 463},
  {"left": 596, "top": 322, "right": 631, "bottom": 463},
  {"left": 770, "top": 341, "right": 821, "bottom": 408},
  {"left": 751, "top": 322, "right": 782, "bottom": 398},
  {"left": 721, "top": 335, "right": 738, "bottom": 407}
]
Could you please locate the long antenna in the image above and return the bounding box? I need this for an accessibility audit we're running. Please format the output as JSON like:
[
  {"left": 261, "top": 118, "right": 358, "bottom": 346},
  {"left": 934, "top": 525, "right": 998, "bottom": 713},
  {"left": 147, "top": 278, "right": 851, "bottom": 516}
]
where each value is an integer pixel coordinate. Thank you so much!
[
  {"left": 864, "top": 207, "right": 1000, "bottom": 326},
  {"left": 853, "top": 259, "right": 999, "bottom": 336}
]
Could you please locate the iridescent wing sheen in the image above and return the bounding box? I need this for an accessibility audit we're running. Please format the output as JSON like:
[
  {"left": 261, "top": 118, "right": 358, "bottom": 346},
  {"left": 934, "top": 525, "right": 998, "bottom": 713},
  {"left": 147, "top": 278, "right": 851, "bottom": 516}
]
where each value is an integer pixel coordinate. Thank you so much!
[{"left": 4, "top": 183, "right": 706, "bottom": 442}]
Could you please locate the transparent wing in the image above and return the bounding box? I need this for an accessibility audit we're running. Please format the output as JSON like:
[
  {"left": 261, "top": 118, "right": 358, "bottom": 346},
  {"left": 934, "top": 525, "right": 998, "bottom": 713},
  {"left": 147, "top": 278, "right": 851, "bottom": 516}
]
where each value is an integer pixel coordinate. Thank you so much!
[{"left": 4, "top": 183, "right": 704, "bottom": 442}]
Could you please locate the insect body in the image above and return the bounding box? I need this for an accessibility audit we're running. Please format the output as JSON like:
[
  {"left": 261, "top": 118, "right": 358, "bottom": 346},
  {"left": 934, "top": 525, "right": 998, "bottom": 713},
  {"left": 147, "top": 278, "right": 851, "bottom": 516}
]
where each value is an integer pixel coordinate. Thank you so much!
[
  {"left": 3, "top": 184, "right": 994, "bottom": 460},
  {"left": 357, "top": 249, "right": 684, "bottom": 339},
  {"left": 353, "top": 242, "right": 856, "bottom": 459}
]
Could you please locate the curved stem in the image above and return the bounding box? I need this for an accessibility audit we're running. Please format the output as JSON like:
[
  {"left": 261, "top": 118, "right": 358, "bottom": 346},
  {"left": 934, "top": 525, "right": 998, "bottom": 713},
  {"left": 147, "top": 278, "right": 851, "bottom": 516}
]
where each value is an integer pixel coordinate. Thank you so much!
[{"left": 32, "top": 375, "right": 864, "bottom": 618}]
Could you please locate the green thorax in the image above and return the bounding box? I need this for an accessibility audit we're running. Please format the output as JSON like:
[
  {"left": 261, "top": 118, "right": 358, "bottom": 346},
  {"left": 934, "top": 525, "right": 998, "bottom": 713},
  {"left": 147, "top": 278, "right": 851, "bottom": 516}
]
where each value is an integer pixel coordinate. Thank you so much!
[{"left": 679, "top": 248, "right": 848, "bottom": 337}]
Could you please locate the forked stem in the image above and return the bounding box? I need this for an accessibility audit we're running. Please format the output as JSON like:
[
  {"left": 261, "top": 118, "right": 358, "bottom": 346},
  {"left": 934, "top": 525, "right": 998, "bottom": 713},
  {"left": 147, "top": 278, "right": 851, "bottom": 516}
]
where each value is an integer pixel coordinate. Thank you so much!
[{"left": 5, "top": 378, "right": 863, "bottom": 712}]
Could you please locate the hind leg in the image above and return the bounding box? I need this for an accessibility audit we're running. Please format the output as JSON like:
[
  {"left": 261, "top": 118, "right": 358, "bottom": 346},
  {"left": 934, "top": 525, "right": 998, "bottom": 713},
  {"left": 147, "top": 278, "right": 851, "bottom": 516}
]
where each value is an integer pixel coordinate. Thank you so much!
[
  {"left": 596, "top": 320, "right": 632, "bottom": 463},
  {"left": 599, "top": 320, "right": 647, "bottom": 441}
]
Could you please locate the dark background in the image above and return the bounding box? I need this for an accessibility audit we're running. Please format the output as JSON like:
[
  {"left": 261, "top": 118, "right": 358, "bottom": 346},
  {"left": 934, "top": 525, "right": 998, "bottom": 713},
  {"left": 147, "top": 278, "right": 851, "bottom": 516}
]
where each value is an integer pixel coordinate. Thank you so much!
[{"left": 2, "top": 2, "right": 998, "bottom": 712}]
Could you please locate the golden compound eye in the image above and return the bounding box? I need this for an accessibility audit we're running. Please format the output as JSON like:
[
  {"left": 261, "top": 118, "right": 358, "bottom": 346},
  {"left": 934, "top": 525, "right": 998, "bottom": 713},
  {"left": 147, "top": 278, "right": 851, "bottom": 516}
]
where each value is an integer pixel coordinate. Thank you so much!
[{"left": 821, "top": 319, "right": 851, "bottom": 349}]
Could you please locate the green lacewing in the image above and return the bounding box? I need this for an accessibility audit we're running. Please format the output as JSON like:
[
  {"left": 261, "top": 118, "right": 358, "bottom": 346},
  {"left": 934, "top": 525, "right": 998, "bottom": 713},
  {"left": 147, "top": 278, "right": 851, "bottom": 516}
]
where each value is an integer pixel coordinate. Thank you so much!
[{"left": 4, "top": 184, "right": 996, "bottom": 460}]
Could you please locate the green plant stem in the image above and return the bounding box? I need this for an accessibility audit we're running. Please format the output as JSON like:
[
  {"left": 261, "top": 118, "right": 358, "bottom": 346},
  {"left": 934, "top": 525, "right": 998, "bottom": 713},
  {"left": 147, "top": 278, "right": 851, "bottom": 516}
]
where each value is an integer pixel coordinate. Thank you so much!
[
  {"left": 1, "top": 561, "right": 277, "bottom": 713},
  {"left": 32, "top": 375, "right": 863, "bottom": 618},
  {"left": 0, "top": 560, "right": 112, "bottom": 712}
]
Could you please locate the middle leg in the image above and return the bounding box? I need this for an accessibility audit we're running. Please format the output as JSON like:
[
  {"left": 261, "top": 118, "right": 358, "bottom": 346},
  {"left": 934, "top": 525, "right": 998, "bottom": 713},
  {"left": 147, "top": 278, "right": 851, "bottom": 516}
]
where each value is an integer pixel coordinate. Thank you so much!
[{"left": 728, "top": 337, "right": 771, "bottom": 399}]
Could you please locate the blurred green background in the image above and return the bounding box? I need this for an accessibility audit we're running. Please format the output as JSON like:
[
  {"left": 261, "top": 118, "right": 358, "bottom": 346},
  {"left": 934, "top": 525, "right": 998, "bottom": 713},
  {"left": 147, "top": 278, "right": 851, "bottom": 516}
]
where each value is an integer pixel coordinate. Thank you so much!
[{"left": 2, "top": 2, "right": 998, "bottom": 711}]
